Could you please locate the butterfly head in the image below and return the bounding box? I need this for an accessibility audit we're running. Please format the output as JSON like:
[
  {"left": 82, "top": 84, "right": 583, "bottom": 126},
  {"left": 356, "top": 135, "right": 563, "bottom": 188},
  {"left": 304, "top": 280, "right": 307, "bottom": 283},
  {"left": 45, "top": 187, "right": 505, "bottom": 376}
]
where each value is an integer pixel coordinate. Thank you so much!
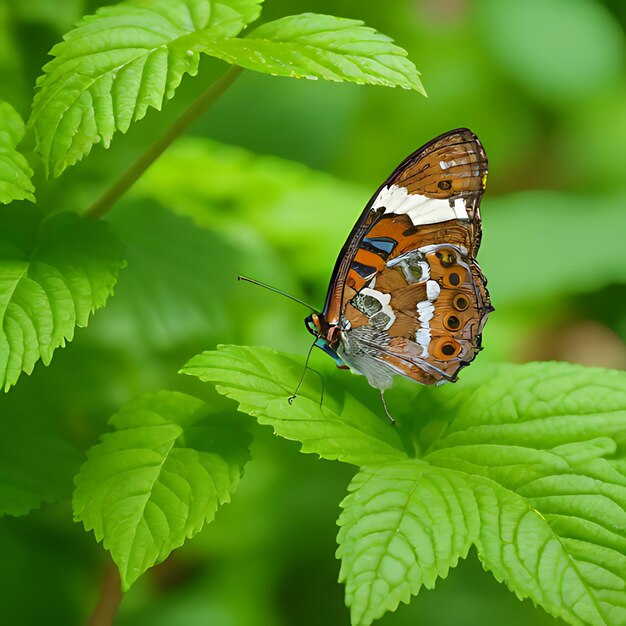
[{"left": 304, "top": 314, "right": 347, "bottom": 369}]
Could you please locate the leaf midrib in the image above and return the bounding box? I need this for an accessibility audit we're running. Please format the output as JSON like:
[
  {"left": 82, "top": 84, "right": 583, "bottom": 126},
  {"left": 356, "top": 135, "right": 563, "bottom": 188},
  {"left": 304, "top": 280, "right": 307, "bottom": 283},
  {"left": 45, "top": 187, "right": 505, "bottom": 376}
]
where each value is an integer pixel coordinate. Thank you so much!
[
  {"left": 358, "top": 470, "right": 424, "bottom": 622},
  {"left": 123, "top": 434, "right": 178, "bottom": 579}
]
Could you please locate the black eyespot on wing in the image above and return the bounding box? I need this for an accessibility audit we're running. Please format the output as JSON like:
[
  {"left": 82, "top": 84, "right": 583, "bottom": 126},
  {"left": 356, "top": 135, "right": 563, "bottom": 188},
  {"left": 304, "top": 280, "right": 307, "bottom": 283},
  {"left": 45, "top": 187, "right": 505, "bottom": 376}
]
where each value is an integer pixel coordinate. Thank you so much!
[
  {"left": 449, "top": 272, "right": 461, "bottom": 286},
  {"left": 444, "top": 315, "right": 461, "bottom": 330},
  {"left": 438, "top": 180, "right": 452, "bottom": 191},
  {"left": 452, "top": 294, "right": 469, "bottom": 311}
]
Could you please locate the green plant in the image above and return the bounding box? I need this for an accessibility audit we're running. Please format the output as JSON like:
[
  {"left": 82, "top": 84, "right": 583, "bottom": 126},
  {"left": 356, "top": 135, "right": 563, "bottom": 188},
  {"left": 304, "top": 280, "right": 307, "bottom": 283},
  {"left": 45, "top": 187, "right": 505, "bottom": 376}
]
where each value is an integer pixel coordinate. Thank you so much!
[{"left": 0, "top": 1, "right": 624, "bottom": 625}]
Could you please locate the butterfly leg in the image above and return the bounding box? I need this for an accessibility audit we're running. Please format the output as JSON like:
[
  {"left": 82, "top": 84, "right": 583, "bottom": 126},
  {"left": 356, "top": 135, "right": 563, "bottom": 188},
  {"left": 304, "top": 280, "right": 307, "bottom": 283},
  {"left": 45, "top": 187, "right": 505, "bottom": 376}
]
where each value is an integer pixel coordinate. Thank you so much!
[
  {"left": 288, "top": 341, "right": 325, "bottom": 407},
  {"left": 380, "top": 389, "right": 396, "bottom": 426}
]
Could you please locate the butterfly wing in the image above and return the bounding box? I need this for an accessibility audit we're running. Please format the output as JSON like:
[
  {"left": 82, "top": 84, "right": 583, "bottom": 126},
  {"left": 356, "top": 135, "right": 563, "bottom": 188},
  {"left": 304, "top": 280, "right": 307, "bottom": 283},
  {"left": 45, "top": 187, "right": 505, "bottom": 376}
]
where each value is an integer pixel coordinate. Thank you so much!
[{"left": 324, "top": 128, "right": 491, "bottom": 388}]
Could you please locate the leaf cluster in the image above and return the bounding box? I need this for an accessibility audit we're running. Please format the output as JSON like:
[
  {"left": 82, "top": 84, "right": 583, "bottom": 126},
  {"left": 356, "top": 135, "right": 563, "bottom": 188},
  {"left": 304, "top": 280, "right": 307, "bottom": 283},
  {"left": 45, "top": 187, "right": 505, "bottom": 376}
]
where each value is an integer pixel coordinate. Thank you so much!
[
  {"left": 0, "top": 2, "right": 623, "bottom": 625},
  {"left": 183, "top": 346, "right": 626, "bottom": 626}
]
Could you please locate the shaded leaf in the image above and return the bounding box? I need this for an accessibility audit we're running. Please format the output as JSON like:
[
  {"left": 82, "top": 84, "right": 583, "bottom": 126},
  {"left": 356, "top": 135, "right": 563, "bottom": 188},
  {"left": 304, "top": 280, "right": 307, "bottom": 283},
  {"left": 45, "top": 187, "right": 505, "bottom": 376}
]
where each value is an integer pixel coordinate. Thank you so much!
[
  {"left": 197, "top": 13, "right": 424, "bottom": 92},
  {"left": 0, "top": 206, "right": 125, "bottom": 390},
  {"left": 0, "top": 415, "right": 81, "bottom": 517},
  {"left": 73, "top": 390, "right": 251, "bottom": 590},
  {"left": 0, "top": 101, "right": 34, "bottom": 204}
]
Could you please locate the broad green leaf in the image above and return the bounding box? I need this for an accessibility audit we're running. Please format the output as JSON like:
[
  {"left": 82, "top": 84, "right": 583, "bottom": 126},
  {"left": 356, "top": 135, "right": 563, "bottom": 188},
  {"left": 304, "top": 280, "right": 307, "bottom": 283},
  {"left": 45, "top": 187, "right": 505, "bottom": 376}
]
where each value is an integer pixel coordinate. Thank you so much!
[
  {"left": 472, "top": 477, "right": 625, "bottom": 626},
  {"left": 181, "top": 345, "right": 407, "bottom": 465},
  {"left": 73, "top": 390, "right": 251, "bottom": 590},
  {"left": 337, "top": 462, "right": 479, "bottom": 626},
  {"left": 422, "top": 362, "right": 626, "bottom": 626},
  {"left": 0, "top": 101, "right": 34, "bottom": 204},
  {"left": 197, "top": 13, "right": 425, "bottom": 93},
  {"left": 0, "top": 206, "right": 125, "bottom": 390},
  {"left": 30, "top": 0, "right": 263, "bottom": 176},
  {"left": 335, "top": 362, "right": 626, "bottom": 626}
]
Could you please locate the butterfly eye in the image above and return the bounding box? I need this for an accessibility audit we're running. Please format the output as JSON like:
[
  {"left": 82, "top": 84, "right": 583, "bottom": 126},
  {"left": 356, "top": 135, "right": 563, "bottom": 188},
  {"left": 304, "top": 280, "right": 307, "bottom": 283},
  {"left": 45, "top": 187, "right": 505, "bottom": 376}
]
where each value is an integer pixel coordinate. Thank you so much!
[
  {"left": 452, "top": 294, "right": 470, "bottom": 311},
  {"left": 435, "top": 249, "right": 456, "bottom": 268},
  {"left": 444, "top": 314, "right": 461, "bottom": 331}
]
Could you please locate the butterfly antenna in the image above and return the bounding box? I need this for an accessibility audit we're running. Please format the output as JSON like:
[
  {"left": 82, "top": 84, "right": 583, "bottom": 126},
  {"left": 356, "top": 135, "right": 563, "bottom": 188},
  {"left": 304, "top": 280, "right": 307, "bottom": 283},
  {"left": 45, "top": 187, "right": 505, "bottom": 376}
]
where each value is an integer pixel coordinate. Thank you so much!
[
  {"left": 238, "top": 275, "right": 319, "bottom": 313},
  {"left": 288, "top": 339, "right": 317, "bottom": 404},
  {"left": 380, "top": 390, "right": 396, "bottom": 426}
]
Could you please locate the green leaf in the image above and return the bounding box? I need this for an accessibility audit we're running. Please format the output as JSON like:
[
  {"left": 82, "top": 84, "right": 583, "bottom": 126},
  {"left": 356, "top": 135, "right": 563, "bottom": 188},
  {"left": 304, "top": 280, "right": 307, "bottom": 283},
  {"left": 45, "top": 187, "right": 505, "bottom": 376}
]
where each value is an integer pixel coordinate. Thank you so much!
[
  {"left": 197, "top": 13, "right": 425, "bottom": 93},
  {"left": 30, "top": 0, "right": 263, "bottom": 176},
  {"left": 73, "top": 390, "right": 251, "bottom": 590},
  {"left": 0, "top": 101, "right": 35, "bottom": 204},
  {"left": 0, "top": 206, "right": 126, "bottom": 390},
  {"left": 334, "top": 362, "right": 626, "bottom": 625},
  {"left": 337, "top": 462, "right": 480, "bottom": 626},
  {"left": 180, "top": 345, "right": 407, "bottom": 465},
  {"left": 421, "top": 362, "right": 626, "bottom": 626}
]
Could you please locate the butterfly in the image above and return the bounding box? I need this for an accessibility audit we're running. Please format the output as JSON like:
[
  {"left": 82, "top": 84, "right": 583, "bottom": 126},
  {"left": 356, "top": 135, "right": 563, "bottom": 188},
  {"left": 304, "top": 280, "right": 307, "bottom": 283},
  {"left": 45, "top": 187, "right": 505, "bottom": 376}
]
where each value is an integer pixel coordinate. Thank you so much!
[{"left": 303, "top": 128, "right": 493, "bottom": 419}]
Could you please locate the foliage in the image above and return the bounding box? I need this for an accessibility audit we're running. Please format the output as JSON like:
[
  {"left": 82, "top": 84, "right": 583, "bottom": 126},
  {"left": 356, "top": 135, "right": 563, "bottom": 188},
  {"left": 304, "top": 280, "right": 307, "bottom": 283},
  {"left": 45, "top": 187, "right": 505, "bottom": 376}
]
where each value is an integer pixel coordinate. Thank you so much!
[
  {"left": 185, "top": 346, "right": 626, "bottom": 626},
  {"left": 74, "top": 390, "right": 251, "bottom": 589},
  {"left": 30, "top": 0, "right": 422, "bottom": 177},
  {"left": 0, "top": 101, "right": 34, "bottom": 204},
  {"left": 0, "top": 0, "right": 624, "bottom": 625},
  {"left": 30, "top": 0, "right": 264, "bottom": 176},
  {"left": 0, "top": 206, "right": 125, "bottom": 390},
  {"left": 197, "top": 14, "right": 425, "bottom": 92}
]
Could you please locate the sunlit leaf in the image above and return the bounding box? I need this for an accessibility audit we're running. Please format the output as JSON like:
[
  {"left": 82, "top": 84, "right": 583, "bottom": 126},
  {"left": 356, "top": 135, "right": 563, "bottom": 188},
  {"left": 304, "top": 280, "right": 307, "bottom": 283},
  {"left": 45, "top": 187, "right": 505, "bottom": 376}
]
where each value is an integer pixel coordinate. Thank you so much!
[
  {"left": 181, "top": 345, "right": 407, "bottom": 465},
  {"left": 422, "top": 363, "right": 626, "bottom": 626},
  {"left": 197, "top": 13, "right": 425, "bottom": 93},
  {"left": 337, "top": 462, "right": 479, "bottom": 626},
  {"left": 30, "top": 0, "right": 263, "bottom": 176},
  {"left": 73, "top": 390, "right": 251, "bottom": 590},
  {"left": 0, "top": 206, "right": 125, "bottom": 390},
  {"left": 0, "top": 101, "right": 34, "bottom": 204},
  {"left": 203, "top": 346, "right": 626, "bottom": 625}
]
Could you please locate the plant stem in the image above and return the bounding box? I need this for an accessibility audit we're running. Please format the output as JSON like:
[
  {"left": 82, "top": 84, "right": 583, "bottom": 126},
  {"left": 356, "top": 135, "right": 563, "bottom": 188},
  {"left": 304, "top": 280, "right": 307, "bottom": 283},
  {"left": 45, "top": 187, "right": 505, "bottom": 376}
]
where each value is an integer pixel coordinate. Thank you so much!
[
  {"left": 87, "top": 564, "right": 123, "bottom": 626},
  {"left": 85, "top": 65, "right": 243, "bottom": 220}
]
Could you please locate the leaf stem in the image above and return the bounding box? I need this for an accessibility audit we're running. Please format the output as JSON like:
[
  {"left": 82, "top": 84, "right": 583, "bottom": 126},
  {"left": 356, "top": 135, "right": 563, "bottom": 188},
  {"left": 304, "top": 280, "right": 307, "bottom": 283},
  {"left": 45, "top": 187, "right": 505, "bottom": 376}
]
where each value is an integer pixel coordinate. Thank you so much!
[
  {"left": 87, "top": 563, "right": 123, "bottom": 626},
  {"left": 85, "top": 65, "right": 243, "bottom": 220}
]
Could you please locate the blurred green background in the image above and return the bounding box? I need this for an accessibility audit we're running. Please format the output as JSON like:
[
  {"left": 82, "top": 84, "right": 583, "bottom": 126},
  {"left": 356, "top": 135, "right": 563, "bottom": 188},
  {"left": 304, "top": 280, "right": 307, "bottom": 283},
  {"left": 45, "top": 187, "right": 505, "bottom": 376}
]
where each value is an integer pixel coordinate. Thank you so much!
[{"left": 0, "top": 0, "right": 625, "bottom": 624}]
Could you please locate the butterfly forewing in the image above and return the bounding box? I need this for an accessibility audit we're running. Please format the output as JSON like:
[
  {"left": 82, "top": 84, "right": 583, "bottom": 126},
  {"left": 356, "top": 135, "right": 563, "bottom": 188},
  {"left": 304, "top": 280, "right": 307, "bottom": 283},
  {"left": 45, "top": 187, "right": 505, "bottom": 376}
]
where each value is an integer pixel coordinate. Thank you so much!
[{"left": 322, "top": 128, "right": 491, "bottom": 389}]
